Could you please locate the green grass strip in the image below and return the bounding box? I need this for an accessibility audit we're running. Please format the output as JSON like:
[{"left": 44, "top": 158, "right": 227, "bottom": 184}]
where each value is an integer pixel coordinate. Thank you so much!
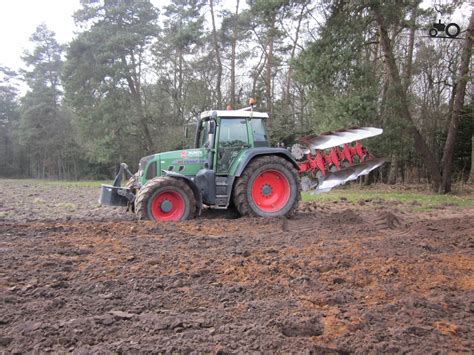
[{"left": 302, "top": 187, "right": 474, "bottom": 209}]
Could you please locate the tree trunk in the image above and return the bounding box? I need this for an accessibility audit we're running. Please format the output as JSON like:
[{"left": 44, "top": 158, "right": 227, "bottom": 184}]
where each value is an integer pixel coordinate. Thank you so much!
[
  {"left": 298, "top": 85, "right": 306, "bottom": 130},
  {"left": 440, "top": 9, "right": 474, "bottom": 193},
  {"left": 388, "top": 154, "right": 398, "bottom": 184},
  {"left": 178, "top": 45, "right": 184, "bottom": 123},
  {"left": 388, "top": 2, "right": 417, "bottom": 185},
  {"left": 372, "top": 5, "right": 442, "bottom": 191},
  {"left": 283, "top": 2, "right": 307, "bottom": 115},
  {"left": 469, "top": 135, "right": 474, "bottom": 183},
  {"left": 402, "top": 2, "right": 418, "bottom": 92},
  {"left": 379, "top": 61, "right": 390, "bottom": 120},
  {"left": 127, "top": 80, "right": 153, "bottom": 153},
  {"left": 447, "top": 83, "right": 457, "bottom": 129},
  {"left": 121, "top": 55, "right": 153, "bottom": 153},
  {"left": 251, "top": 52, "right": 266, "bottom": 98},
  {"left": 209, "top": 0, "right": 222, "bottom": 108},
  {"left": 230, "top": 0, "right": 240, "bottom": 107},
  {"left": 265, "top": 14, "right": 275, "bottom": 117}
]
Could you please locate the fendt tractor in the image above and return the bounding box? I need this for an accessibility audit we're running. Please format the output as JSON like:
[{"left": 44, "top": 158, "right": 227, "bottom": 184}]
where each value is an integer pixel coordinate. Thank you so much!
[{"left": 99, "top": 100, "right": 385, "bottom": 221}]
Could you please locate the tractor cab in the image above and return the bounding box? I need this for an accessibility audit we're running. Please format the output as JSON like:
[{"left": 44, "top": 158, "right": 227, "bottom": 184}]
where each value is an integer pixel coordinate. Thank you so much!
[{"left": 194, "top": 109, "right": 270, "bottom": 175}]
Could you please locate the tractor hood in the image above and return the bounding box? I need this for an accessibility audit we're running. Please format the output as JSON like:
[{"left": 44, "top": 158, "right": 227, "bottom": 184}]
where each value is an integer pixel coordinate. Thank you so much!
[{"left": 138, "top": 148, "right": 208, "bottom": 185}]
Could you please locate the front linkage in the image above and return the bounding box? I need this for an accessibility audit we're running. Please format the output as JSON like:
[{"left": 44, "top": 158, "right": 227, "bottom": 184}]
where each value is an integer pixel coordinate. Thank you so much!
[{"left": 99, "top": 163, "right": 137, "bottom": 209}]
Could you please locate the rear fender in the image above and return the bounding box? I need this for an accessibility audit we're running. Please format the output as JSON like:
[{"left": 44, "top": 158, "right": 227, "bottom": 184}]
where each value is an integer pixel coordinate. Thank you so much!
[
  {"left": 162, "top": 170, "right": 203, "bottom": 215},
  {"left": 233, "top": 148, "right": 299, "bottom": 176}
]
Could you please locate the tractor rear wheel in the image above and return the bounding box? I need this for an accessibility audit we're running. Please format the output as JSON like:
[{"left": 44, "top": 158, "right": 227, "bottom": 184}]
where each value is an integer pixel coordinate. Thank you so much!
[
  {"left": 135, "top": 177, "right": 196, "bottom": 221},
  {"left": 233, "top": 156, "right": 300, "bottom": 217}
]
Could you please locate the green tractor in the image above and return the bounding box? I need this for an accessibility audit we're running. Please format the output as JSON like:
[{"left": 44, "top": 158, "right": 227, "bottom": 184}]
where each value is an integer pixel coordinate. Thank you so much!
[
  {"left": 100, "top": 105, "right": 300, "bottom": 220},
  {"left": 99, "top": 103, "right": 384, "bottom": 221}
]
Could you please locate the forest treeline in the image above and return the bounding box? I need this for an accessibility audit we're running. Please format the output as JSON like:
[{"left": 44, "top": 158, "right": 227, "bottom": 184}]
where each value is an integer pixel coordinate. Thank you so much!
[{"left": 0, "top": 0, "right": 472, "bottom": 193}]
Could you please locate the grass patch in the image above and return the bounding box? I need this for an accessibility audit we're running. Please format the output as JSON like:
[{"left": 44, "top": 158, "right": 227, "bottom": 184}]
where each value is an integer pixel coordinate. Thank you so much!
[
  {"left": 56, "top": 202, "right": 77, "bottom": 211},
  {"left": 1, "top": 178, "right": 108, "bottom": 187},
  {"left": 302, "top": 187, "right": 474, "bottom": 210},
  {"left": 33, "top": 197, "right": 47, "bottom": 205}
]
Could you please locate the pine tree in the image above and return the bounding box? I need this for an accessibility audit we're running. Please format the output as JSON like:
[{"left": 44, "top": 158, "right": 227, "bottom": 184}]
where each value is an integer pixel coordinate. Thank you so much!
[
  {"left": 20, "top": 24, "right": 73, "bottom": 178},
  {"left": 64, "top": 0, "right": 159, "bottom": 165},
  {"left": 0, "top": 67, "right": 21, "bottom": 176}
]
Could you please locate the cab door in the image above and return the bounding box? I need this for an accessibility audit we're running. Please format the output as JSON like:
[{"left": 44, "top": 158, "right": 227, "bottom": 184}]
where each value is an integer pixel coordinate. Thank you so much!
[{"left": 216, "top": 118, "right": 250, "bottom": 174}]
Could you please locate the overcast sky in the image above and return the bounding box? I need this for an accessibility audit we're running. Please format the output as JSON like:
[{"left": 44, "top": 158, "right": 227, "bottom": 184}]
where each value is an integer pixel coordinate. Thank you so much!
[
  {"left": 0, "top": 0, "right": 171, "bottom": 71},
  {"left": 0, "top": 0, "right": 80, "bottom": 70},
  {"left": 0, "top": 0, "right": 471, "bottom": 73}
]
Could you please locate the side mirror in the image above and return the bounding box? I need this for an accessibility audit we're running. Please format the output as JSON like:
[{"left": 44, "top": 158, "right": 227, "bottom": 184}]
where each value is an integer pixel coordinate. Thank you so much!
[{"left": 209, "top": 121, "right": 216, "bottom": 134}]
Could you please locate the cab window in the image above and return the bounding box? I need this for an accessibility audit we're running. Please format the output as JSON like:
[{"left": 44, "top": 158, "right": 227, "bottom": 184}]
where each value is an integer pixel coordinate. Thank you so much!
[{"left": 250, "top": 118, "right": 268, "bottom": 146}]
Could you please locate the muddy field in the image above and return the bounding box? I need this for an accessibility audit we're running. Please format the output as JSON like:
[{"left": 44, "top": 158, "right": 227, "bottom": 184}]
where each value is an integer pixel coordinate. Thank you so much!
[{"left": 1, "top": 179, "right": 473, "bottom": 353}]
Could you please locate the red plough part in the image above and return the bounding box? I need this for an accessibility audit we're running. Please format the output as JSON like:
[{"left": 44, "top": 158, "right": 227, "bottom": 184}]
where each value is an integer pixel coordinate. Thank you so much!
[
  {"left": 297, "top": 141, "right": 373, "bottom": 177},
  {"left": 291, "top": 127, "right": 385, "bottom": 192}
]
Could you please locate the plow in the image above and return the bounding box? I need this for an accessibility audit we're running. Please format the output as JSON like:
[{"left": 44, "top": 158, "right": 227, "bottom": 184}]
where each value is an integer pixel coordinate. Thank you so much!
[
  {"left": 100, "top": 100, "right": 384, "bottom": 221},
  {"left": 291, "top": 127, "right": 385, "bottom": 193}
]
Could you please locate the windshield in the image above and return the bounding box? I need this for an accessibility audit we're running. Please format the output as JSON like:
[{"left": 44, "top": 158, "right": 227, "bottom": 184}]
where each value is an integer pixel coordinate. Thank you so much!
[{"left": 218, "top": 119, "right": 249, "bottom": 145}]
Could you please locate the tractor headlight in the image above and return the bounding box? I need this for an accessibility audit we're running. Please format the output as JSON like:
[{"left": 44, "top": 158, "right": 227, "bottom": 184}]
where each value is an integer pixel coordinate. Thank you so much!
[{"left": 138, "top": 154, "right": 154, "bottom": 178}]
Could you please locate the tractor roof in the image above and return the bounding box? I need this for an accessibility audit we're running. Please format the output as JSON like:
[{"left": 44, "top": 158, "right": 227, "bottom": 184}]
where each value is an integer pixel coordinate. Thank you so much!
[{"left": 200, "top": 109, "right": 269, "bottom": 120}]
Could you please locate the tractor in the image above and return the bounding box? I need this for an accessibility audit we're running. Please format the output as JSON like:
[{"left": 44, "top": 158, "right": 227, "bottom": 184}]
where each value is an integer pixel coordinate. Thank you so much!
[{"left": 99, "top": 101, "right": 384, "bottom": 221}]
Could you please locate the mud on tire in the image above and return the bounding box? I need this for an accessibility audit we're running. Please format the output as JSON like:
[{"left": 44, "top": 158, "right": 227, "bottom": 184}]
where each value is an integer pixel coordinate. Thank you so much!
[
  {"left": 135, "top": 177, "right": 196, "bottom": 221},
  {"left": 233, "top": 155, "right": 300, "bottom": 217}
]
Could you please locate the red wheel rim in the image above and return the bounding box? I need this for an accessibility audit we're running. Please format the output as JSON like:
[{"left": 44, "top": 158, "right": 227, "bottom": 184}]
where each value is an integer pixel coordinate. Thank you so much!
[
  {"left": 251, "top": 170, "right": 290, "bottom": 212},
  {"left": 150, "top": 190, "right": 185, "bottom": 221}
]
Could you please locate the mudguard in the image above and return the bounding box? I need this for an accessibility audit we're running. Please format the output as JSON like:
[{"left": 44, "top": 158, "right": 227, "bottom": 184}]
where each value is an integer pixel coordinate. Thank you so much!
[
  {"left": 234, "top": 147, "right": 299, "bottom": 176},
  {"left": 162, "top": 170, "right": 203, "bottom": 215}
]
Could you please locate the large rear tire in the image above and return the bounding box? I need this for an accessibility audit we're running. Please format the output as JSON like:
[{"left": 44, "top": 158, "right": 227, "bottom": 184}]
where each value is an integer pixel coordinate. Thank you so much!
[
  {"left": 233, "top": 156, "right": 300, "bottom": 217},
  {"left": 135, "top": 177, "right": 196, "bottom": 221}
]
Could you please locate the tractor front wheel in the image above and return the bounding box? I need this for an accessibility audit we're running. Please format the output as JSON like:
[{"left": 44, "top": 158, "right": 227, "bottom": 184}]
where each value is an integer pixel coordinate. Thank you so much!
[
  {"left": 233, "top": 156, "right": 300, "bottom": 217},
  {"left": 135, "top": 177, "right": 196, "bottom": 221},
  {"left": 126, "top": 173, "right": 139, "bottom": 213}
]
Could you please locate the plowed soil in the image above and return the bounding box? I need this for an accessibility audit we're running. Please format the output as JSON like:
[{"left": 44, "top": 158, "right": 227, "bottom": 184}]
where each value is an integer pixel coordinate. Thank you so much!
[{"left": 1, "top": 180, "right": 473, "bottom": 353}]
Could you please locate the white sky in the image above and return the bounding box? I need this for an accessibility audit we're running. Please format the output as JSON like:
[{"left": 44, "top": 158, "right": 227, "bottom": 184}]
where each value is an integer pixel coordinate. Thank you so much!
[
  {"left": 0, "top": 0, "right": 471, "bottom": 72},
  {"left": 0, "top": 0, "right": 81, "bottom": 70}
]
